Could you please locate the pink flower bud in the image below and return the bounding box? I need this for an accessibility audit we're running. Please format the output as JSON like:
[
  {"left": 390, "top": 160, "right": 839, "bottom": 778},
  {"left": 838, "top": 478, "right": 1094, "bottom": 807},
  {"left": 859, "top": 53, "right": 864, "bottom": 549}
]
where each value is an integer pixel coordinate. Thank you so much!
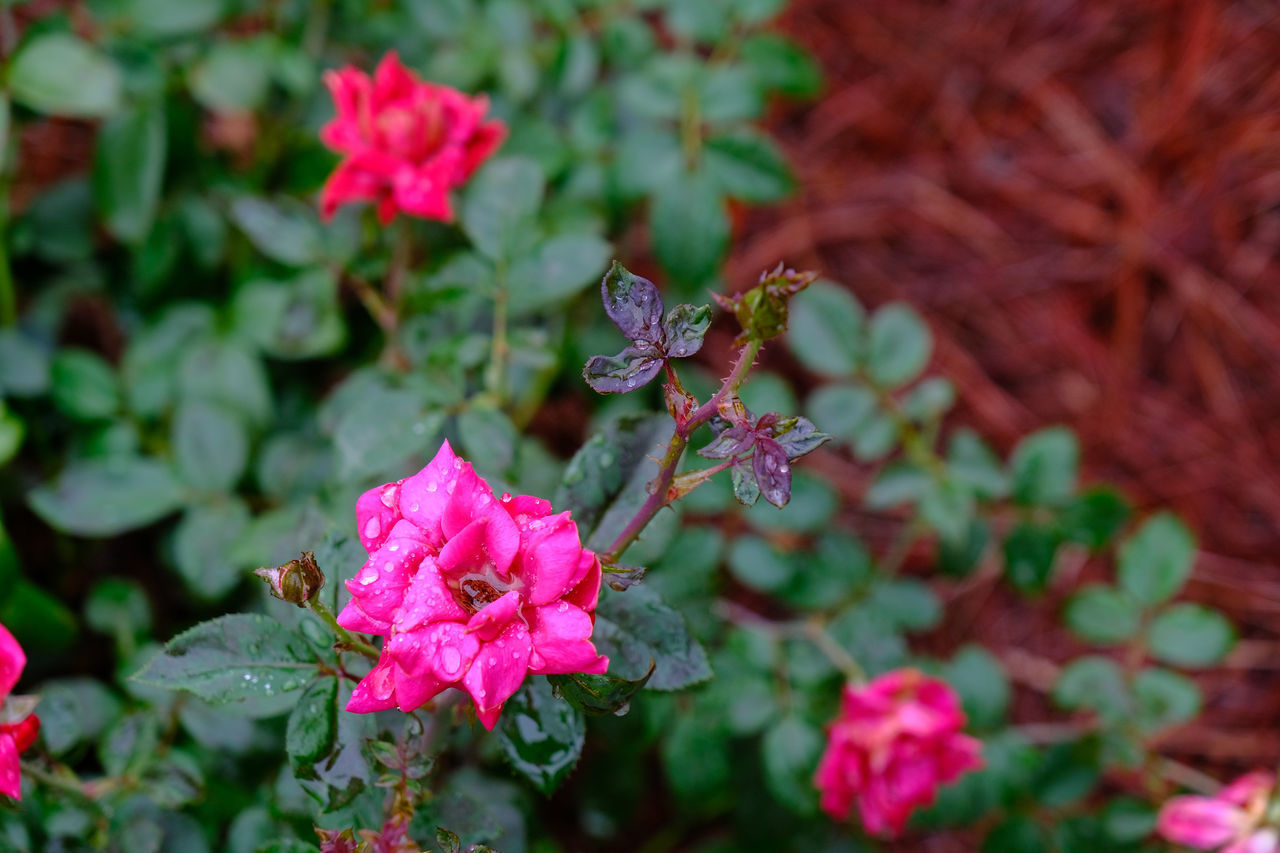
[
  {"left": 813, "top": 668, "right": 983, "bottom": 837},
  {"left": 318, "top": 52, "right": 506, "bottom": 224},
  {"left": 0, "top": 622, "right": 37, "bottom": 800},
  {"left": 1158, "top": 771, "right": 1278, "bottom": 852},
  {"left": 338, "top": 441, "right": 608, "bottom": 729}
]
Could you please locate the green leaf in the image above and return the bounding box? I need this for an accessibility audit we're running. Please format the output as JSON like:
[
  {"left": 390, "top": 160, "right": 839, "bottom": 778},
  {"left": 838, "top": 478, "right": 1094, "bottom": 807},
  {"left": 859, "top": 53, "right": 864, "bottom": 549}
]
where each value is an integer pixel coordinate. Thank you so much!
[
  {"left": 94, "top": 103, "right": 166, "bottom": 244},
  {"left": 85, "top": 578, "right": 151, "bottom": 641},
  {"left": 864, "top": 462, "right": 931, "bottom": 509},
  {"left": 1059, "top": 488, "right": 1131, "bottom": 550},
  {"left": 866, "top": 578, "right": 941, "bottom": 632},
  {"left": 30, "top": 457, "right": 186, "bottom": 537},
  {"left": 699, "top": 63, "right": 762, "bottom": 125},
  {"left": 984, "top": 817, "right": 1049, "bottom": 853},
  {"left": 287, "top": 677, "right": 337, "bottom": 780},
  {"left": 232, "top": 271, "right": 345, "bottom": 359},
  {"left": 171, "top": 400, "right": 249, "bottom": 493},
  {"left": 296, "top": 680, "right": 373, "bottom": 811},
  {"left": 1052, "top": 657, "right": 1129, "bottom": 722},
  {"left": 507, "top": 232, "right": 611, "bottom": 315},
  {"left": 0, "top": 328, "right": 51, "bottom": 397},
  {"left": 328, "top": 384, "right": 444, "bottom": 482},
  {"left": 650, "top": 168, "right": 728, "bottom": 291},
  {"left": 554, "top": 413, "right": 670, "bottom": 550},
  {"left": 866, "top": 302, "right": 932, "bottom": 388},
  {"left": 50, "top": 349, "right": 120, "bottom": 420},
  {"left": 741, "top": 33, "right": 823, "bottom": 98},
  {"left": 189, "top": 38, "right": 274, "bottom": 112},
  {"left": 1002, "top": 523, "right": 1060, "bottom": 594},
  {"left": 727, "top": 534, "right": 795, "bottom": 593},
  {"left": 121, "top": 304, "right": 216, "bottom": 417},
  {"left": 1132, "top": 667, "right": 1201, "bottom": 733},
  {"left": 178, "top": 339, "right": 272, "bottom": 427},
  {"left": 942, "top": 645, "right": 1010, "bottom": 730},
  {"left": 593, "top": 584, "right": 712, "bottom": 690},
  {"left": 456, "top": 404, "right": 518, "bottom": 478},
  {"left": 10, "top": 33, "right": 123, "bottom": 117},
  {"left": 0, "top": 579, "right": 77, "bottom": 655},
  {"left": 760, "top": 715, "right": 823, "bottom": 815},
  {"left": 1010, "top": 427, "right": 1078, "bottom": 506},
  {"left": 903, "top": 377, "right": 957, "bottom": 422},
  {"left": 462, "top": 156, "right": 545, "bottom": 262},
  {"left": 1064, "top": 585, "right": 1141, "bottom": 646},
  {"left": 786, "top": 281, "right": 864, "bottom": 377},
  {"left": 37, "top": 678, "right": 123, "bottom": 756},
  {"left": 1117, "top": 512, "right": 1196, "bottom": 606},
  {"left": 228, "top": 196, "right": 324, "bottom": 267},
  {"left": 703, "top": 130, "right": 794, "bottom": 203},
  {"left": 131, "top": 614, "right": 317, "bottom": 716},
  {"left": 496, "top": 677, "right": 585, "bottom": 795},
  {"left": 99, "top": 711, "right": 160, "bottom": 777},
  {"left": 947, "top": 429, "right": 1008, "bottom": 499},
  {"left": 547, "top": 665, "right": 652, "bottom": 716},
  {"left": 118, "top": 0, "right": 224, "bottom": 38},
  {"left": 0, "top": 406, "right": 22, "bottom": 467},
  {"left": 1146, "top": 603, "right": 1235, "bottom": 667},
  {"left": 172, "top": 500, "right": 251, "bottom": 600}
]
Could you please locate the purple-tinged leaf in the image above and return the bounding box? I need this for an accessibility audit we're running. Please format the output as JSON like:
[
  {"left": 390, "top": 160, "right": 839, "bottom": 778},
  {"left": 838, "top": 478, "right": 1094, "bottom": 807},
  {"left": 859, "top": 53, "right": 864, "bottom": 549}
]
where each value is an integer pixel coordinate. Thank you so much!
[
  {"left": 601, "top": 261, "right": 664, "bottom": 344},
  {"left": 662, "top": 303, "right": 711, "bottom": 358},
  {"left": 767, "top": 415, "right": 830, "bottom": 460},
  {"left": 731, "top": 457, "right": 761, "bottom": 506},
  {"left": 583, "top": 345, "right": 665, "bottom": 394},
  {"left": 753, "top": 436, "right": 792, "bottom": 508},
  {"left": 698, "top": 424, "right": 755, "bottom": 459},
  {"left": 602, "top": 562, "right": 648, "bottom": 591}
]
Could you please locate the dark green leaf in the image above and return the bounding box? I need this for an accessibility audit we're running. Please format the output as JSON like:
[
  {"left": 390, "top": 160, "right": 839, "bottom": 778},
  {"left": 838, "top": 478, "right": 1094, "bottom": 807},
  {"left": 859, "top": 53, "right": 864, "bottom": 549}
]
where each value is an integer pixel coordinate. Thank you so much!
[
  {"left": 1002, "top": 523, "right": 1060, "bottom": 594},
  {"left": 1132, "top": 667, "right": 1201, "bottom": 733},
  {"left": 94, "top": 103, "right": 166, "bottom": 244},
  {"left": 30, "top": 457, "right": 186, "bottom": 537},
  {"left": 50, "top": 349, "right": 120, "bottom": 420},
  {"left": 131, "top": 614, "right": 316, "bottom": 716},
  {"left": 172, "top": 500, "right": 251, "bottom": 600},
  {"left": 947, "top": 429, "right": 1008, "bottom": 499},
  {"left": 287, "top": 677, "right": 337, "bottom": 780},
  {"left": 1052, "top": 657, "right": 1129, "bottom": 722},
  {"left": 865, "top": 462, "right": 931, "bottom": 509},
  {"left": 232, "top": 271, "right": 345, "bottom": 359},
  {"left": 36, "top": 678, "right": 122, "bottom": 756},
  {"left": 228, "top": 196, "right": 324, "bottom": 267},
  {"left": 703, "top": 130, "right": 794, "bottom": 203},
  {"left": 99, "top": 711, "right": 160, "bottom": 777},
  {"left": 866, "top": 302, "right": 932, "bottom": 389},
  {"left": 786, "top": 281, "right": 864, "bottom": 377},
  {"left": 178, "top": 338, "right": 272, "bottom": 426},
  {"left": 903, "top": 377, "right": 957, "bottom": 422},
  {"left": 1064, "top": 585, "right": 1142, "bottom": 646},
  {"left": 983, "top": 817, "right": 1048, "bottom": 853},
  {"left": 731, "top": 456, "right": 761, "bottom": 506},
  {"left": 547, "top": 663, "right": 652, "bottom": 716},
  {"left": 295, "top": 680, "right": 373, "bottom": 810},
  {"left": 171, "top": 399, "right": 250, "bottom": 493},
  {"left": 496, "top": 677, "right": 585, "bottom": 795},
  {"left": 462, "top": 157, "right": 545, "bottom": 262},
  {"left": 727, "top": 535, "right": 794, "bottom": 593},
  {"left": 1117, "top": 512, "right": 1196, "bottom": 606},
  {"left": 760, "top": 716, "right": 823, "bottom": 815},
  {"left": 1059, "top": 488, "right": 1131, "bottom": 550},
  {"left": 328, "top": 383, "right": 444, "bottom": 481},
  {"left": 117, "top": 0, "right": 224, "bottom": 37},
  {"left": 10, "top": 33, "right": 123, "bottom": 117},
  {"left": 943, "top": 645, "right": 1010, "bottom": 730},
  {"left": 1010, "top": 427, "right": 1078, "bottom": 507},
  {"left": 1147, "top": 603, "right": 1235, "bottom": 667},
  {"left": 0, "top": 328, "right": 51, "bottom": 397},
  {"left": 650, "top": 169, "right": 728, "bottom": 291},
  {"left": 507, "top": 232, "right": 611, "bottom": 315},
  {"left": 0, "top": 579, "right": 77, "bottom": 655},
  {"left": 593, "top": 584, "right": 712, "bottom": 690},
  {"left": 741, "top": 33, "right": 823, "bottom": 98},
  {"left": 85, "top": 578, "right": 151, "bottom": 641},
  {"left": 456, "top": 404, "right": 518, "bottom": 478},
  {"left": 555, "top": 413, "right": 669, "bottom": 549},
  {"left": 866, "top": 578, "right": 941, "bottom": 632},
  {"left": 190, "top": 38, "right": 274, "bottom": 112}
]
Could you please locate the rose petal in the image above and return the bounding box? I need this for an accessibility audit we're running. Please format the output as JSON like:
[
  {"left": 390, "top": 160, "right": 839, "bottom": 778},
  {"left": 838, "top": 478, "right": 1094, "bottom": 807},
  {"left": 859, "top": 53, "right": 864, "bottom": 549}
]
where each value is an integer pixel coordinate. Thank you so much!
[
  {"left": 0, "top": 733, "right": 18, "bottom": 799},
  {"left": 462, "top": 622, "right": 532, "bottom": 730},
  {"left": 0, "top": 623, "right": 25, "bottom": 699},
  {"left": 465, "top": 590, "right": 523, "bottom": 642},
  {"left": 393, "top": 558, "right": 466, "bottom": 632},
  {"left": 521, "top": 513, "right": 588, "bottom": 606},
  {"left": 399, "top": 441, "right": 461, "bottom": 548},
  {"left": 347, "top": 655, "right": 399, "bottom": 713},
  {"left": 527, "top": 601, "right": 608, "bottom": 675}
]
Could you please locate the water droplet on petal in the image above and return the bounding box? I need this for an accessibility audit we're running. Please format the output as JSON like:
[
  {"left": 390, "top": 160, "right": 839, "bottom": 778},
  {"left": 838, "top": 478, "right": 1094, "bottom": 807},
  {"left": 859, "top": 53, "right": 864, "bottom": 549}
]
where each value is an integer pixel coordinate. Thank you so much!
[
  {"left": 409, "top": 502, "right": 420, "bottom": 513},
  {"left": 363, "top": 516, "right": 381, "bottom": 540},
  {"left": 441, "top": 646, "right": 462, "bottom": 675},
  {"left": 426, "top": 481, "right": 438, "bottom": 493},
  {"left": 557, "top": 601, "right": 569, "bottom": 612},
  {"left": 359, "top": 572, "right": 376, "bottom": 586},
  {"left": 388, "top": 544, "right": 399, "bottom": 552}
]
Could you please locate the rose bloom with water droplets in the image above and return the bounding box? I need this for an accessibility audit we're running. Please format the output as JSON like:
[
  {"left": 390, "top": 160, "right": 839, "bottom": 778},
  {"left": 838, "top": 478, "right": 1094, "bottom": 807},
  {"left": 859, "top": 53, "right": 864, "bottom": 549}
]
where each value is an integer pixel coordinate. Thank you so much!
[
  {"left": 338, "top": 441, "right": 608, "bottom": 729},
  {"left": 318, "top": 51, "right": 505, "bottom": 224},
  {"left": 0, "top": 622, "right": 38, "bottom": 799},
  {"left": 1158, "top": 771, "right": 1280, "bottom": 853},
  {"left": 814, "top": 668, "right": 982, "bottom": 837}
]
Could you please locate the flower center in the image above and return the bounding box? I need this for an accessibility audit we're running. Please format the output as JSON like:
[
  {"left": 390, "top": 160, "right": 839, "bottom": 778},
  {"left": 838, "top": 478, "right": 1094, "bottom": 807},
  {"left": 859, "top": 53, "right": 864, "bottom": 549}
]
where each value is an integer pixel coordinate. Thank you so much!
[{"left": 453, "top": 572, "right": 511, "bottom": 615}]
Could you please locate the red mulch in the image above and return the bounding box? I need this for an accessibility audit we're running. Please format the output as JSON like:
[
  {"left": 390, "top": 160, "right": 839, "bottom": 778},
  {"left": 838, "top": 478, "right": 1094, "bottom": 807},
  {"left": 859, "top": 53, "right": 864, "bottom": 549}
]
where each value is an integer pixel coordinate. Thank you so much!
[{"left": 732, "top": 0, "right": 1280, "bottom": 844}]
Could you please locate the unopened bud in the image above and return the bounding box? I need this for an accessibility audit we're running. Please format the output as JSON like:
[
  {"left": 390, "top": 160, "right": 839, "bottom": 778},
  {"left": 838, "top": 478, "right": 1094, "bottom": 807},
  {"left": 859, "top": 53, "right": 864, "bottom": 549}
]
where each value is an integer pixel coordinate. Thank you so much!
[{"left": 255, "top": 551, "right": 324, "bottom": 606}]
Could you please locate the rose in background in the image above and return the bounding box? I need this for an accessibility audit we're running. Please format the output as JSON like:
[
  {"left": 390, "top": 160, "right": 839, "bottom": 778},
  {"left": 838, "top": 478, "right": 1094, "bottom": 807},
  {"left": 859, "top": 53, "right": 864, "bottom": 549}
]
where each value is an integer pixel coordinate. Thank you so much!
[
  {"left": 340, "top": 441, "right": 607, "bottom": 729},
  {"left": 0, "top": 623, "right": 38, "bottom": 800},
  {"left": 1158, "top": 771, "right": 1279, "bottom": 853},
  {"left": 319, "top": 51, "right": 506, "bottom": 223},
  {"left": 814, "top": 668, "right": 983, "bottom": 837}
]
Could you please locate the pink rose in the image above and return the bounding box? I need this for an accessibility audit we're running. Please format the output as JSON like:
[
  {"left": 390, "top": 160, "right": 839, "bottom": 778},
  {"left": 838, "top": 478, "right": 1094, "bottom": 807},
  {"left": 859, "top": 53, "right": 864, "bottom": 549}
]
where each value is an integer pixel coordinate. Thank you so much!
[
  {"left": 318, "top": 51, "right": 506, "bottom": 224},
  {"left": 338, "top": 441, "right": 608, "bottom": 729},
  {"left": 1158, "top": 771, "right": 1279, "bottom": 853},
  {"left": 0, "top": 622, "right": 38, "bottom": 800},
  {"left": 814, "top": 668, "right": 983, "bottom": 837}
]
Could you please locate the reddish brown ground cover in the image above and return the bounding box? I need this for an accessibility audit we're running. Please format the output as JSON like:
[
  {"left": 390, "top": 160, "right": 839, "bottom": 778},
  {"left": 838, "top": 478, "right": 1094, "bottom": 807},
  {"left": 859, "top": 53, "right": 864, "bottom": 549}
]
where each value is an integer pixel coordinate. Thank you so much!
[{"left": 733, "top": 0, "right": 1280, "bottom": 835}]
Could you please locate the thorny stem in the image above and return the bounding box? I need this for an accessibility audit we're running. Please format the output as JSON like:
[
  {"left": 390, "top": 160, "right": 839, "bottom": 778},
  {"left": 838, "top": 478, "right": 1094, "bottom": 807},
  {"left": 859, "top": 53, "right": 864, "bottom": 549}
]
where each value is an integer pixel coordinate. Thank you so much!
[
  {"left": 602, "top": 338, "right": 764, "bottom": 564},
  {"left": 309, "top": 599, "right": 381, "bottom": 661}
]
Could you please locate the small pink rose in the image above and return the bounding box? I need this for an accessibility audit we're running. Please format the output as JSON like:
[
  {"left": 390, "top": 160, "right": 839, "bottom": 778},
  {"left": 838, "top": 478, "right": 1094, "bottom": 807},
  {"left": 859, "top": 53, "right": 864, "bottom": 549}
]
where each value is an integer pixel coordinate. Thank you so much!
[{"left": 0, "top": 622, "right": 37, "bottom": 800}]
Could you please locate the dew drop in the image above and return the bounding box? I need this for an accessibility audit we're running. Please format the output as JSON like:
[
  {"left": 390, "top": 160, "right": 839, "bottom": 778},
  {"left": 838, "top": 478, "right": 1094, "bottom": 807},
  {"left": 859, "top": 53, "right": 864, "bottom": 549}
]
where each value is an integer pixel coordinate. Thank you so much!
[
  {"left": 388, "top": 543, "right": 399, "bottom": 552},
  {"left": 557, "top": 601, "right": 569, "bottom": 612},
  {"left": 441, "top": 647, "right": 462, "bottom": 674},
  {"left": 380, "top": 484, "right": 397, "bottom": 507},
  {"left": 426, "top": 481, "right": 438, "bottom": 493},
  {"left": 359, "top": 572, "right": 376, "bottom": 586},
  {"left": 779, "top": 464, "right": 789, "bottom": 474},
  {"left": 243, "top": 673, "right": 252, "bottom": 681},
  {"left": 363, "top": 516, "right": 382, "bottom": 540},
  {"left": 446, "top": 481, "right": 456, "bottom": 494},
  {"left": 409, "top": 502, "right": 420, "bottom": 513}
]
